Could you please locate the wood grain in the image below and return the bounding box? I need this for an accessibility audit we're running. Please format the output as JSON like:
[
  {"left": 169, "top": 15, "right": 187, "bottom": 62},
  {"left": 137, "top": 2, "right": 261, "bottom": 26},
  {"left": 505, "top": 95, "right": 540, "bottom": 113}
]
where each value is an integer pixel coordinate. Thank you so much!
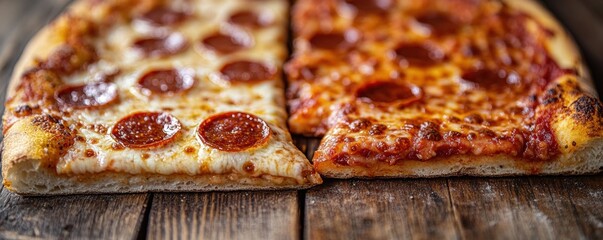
[
  {"left": 305, "top": 179, "right": 459, "bottom": 240},
  {"left": 147, "top": 191, "right": 300, "bottom": 240},
  {"left": 0, "top": 189, "right": 149, "bottom": 239},
  {"left": 448, "top": 176, "right": 603, "bottom": 239}
]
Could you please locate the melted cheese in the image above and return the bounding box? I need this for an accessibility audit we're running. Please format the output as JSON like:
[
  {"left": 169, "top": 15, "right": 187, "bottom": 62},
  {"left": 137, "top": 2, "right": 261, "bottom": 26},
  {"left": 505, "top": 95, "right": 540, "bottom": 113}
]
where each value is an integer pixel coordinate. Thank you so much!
[
  {"left": 41, "top": 0, "right": 313, "bottom": 182},
  {"left": 288, "top": 0, "right": 572, "bottom": 161}
]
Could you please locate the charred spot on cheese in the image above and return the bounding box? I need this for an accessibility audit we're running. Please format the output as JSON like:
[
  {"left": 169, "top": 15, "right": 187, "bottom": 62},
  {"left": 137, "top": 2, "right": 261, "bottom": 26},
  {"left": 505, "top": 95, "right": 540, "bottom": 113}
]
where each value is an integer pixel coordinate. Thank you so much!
[
  {"left": 369, "top": 124, "right": 387, "bottom": 135},
  {"left": 540, "top": 87, "right": 563, "bottom": 105},
  {"left": 463, "top": 114, "right": 484, "bottom": 124},
  {"left": 184, "top": 146, "right": 196, "bottom": 154},
  {"left": 31, "top": 114, "right": 75, "bottom": 160},
  {"left": 242, "top": 161, "right": 255, "bottom": 173},
  {"left": 201, "top": 32, "right": 251, "bottom": 54},
  {"left": 571, "top": 95, "right": 603, "bottom": 124},
  {"left": 348, "top": 118, "right": 372, "bottom": 132},
  {"left": 220, "top": 60, "right": 275, "bottom": 83},
  {"left": 13, "top": 105, "right": 37, "bottom": 117},
  {"left": 84, "top": 149, "right": 96, "bottom": 158},
  {"left": 138, "top": 69, "right": 194, "bottom": 95},
  {"left": 41, "top": 44, "right": 97, "bottom": 75},
  {"left": 415, "top": 12, "right": 460, "bottom": 36},
  {"left": 418, "top": 121, "right": 441, "bottom": 141},
  {"left": 138, "top": 7, "right": 188, "bottom": 26},
  {"left": 229, "top": 11, "right": 271, "bottom": 27},
  {"left": 111, "top": 112, "right": 181, "bottom": 149},
  {"left": 460, "top": 68, "right": 521, "bottom": 90},
  {"left": 132, "top": 33, "right": 188, "bottom": 58},
  {"left": 197, "top": 112, "right": 271, "bottom": 152},
  {"left": 355, "top": 81, "right": 422, "bottom": 106},
  {"left": 343, "top": 0, "right": 392, "bottom": 14},
  {"left": 308, "top": 31, "right": 357, "bottom": 50},
  {"left": 393, "top": 44, "right": 445, "bottom": 67},
  {"left": 19, "top": 68, "right": 63, "bottom": 102},
  {"left": 55, "top": 82, "right": 118, "bottom": 109}
]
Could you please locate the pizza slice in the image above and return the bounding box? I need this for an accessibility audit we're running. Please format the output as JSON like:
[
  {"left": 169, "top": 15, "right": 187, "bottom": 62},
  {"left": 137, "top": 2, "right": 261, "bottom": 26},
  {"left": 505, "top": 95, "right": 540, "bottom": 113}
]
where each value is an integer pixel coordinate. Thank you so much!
[
  {"left": 2, "top": 0, "right": 321, "bottom": 195},
  {"left": 286, "top": 0, "right": 603, "bottom": 177}
]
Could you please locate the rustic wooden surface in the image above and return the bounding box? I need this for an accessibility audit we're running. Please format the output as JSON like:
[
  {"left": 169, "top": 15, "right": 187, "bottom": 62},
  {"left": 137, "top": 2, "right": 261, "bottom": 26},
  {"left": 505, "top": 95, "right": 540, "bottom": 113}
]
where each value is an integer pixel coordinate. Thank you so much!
[
  {"left": 148, "top": 191, "right": 299, "bottom": 240},
  {"left": 0, "top": 0, "right": 602, "bottom": 239}
]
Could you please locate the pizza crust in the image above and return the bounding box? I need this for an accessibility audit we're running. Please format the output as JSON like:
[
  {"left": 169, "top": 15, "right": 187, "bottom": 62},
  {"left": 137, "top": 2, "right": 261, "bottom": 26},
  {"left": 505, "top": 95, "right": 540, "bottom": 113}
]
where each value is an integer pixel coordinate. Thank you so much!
[
  {"left": 503, "top": 0, "right": 595, "bottom": 96},
  {"left": 5, "top": 160, "right": 316, "bottom": 196},
  {"left": 315, "top": 137, "right": 603, "bottom": 178}
]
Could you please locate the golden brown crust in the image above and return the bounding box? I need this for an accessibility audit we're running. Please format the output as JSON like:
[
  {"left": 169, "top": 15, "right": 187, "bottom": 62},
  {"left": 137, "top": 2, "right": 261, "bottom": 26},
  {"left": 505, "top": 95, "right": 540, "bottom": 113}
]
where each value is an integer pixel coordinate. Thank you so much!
[
  {"left": 4, "top": 161, "right": 318, "bottom": 196},
  {"left": 511, "top": 1, "right": 603, "bottom": 160}
]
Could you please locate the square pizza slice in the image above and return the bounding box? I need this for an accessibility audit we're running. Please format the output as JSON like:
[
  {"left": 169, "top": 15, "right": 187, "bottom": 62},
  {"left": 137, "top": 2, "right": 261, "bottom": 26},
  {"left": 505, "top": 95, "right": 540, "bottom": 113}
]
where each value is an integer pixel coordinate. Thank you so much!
[
  {"left": 286, "top": 0, "right": 603, "bottom": 177},
  {"left": 2, "top": 0, "right": 321, "bottom": 195}
]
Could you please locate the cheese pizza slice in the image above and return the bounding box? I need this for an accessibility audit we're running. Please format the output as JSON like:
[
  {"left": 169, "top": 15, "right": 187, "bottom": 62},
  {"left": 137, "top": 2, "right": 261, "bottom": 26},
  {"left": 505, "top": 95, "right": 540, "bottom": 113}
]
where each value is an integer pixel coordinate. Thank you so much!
[
  {"left": 286, "top": 0, "right": 603, "bottom": 177},
  {"left": 2, "top": 0, "right": 321, "bottom": 195}
]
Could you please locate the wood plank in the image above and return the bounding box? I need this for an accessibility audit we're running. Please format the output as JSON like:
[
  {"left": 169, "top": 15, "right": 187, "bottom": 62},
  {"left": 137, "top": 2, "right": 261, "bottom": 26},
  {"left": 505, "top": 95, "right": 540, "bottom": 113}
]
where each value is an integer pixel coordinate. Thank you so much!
[
  {"left": 448, "top": 176, "right": 603, "bottom": 239},
  {"left": 305, "top": 179, "right": 459, "bottom": 240},
  {"left": 147, "top": 191, "right": 300, "bottom": 240},
  {"left": 554, "top": 176, "right": 603, "bottom": 238},
  {"left": 0, "top": 189, "right": 149, "bottom": 239}
]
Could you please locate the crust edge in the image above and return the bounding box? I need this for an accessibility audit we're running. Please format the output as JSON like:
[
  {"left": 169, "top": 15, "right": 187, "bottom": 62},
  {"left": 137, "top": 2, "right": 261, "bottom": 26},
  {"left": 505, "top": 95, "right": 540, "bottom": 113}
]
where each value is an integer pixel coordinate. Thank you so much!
[
  {"left": 503, "top": 0, "right": 595, "bottom": 96},
  {"left": 4, "top": 159, "right": 318, "bottom": 196},
  {"left": 315, "top": 138, "right": 603, "bottom": 178}
]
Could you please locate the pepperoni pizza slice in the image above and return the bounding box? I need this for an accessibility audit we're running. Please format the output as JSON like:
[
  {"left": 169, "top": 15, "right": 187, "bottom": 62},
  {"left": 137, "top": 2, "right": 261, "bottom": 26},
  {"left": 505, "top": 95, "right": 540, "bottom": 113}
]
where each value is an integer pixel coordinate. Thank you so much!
[
  {"left": 2, "top": 0, "right": 321, "bottom": 195},
  {"left": 286, "top": 0, "right": 603, "bottom": 177}
]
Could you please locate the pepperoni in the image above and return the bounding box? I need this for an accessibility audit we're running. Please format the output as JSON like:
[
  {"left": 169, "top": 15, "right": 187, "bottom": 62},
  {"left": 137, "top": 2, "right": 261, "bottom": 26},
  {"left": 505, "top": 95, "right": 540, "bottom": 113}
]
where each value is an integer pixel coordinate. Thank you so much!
[
  {"left": 394, "top": 44, "right": 445, "bottom": 67},
  {"left": 55, "top": 82, "right": 118, "bottom": 109},
  {"left": 220, "top": 60, "right": 275, "bottom": 83},
  {"left": 229, "top": 11, "right": 269, "bottom": 27},
  {"left": 201, "top": 32, "right": 251, "bottom": 54},
  {"left": 132, "top": 33, "right": 188, "bottom": 58},
  {"left": 356, "top": 81, "right": 422, "bottom": 105},
  {"left": 461, "top": 69, "right": 521, "bottom": 90},
  {"left": 139, "top": 7, "right": 188, "bottom": 26},
  {"left": 111, "top": 112, "right": 181, "bottom": 149},
  {"left": 308, "top": 32, "right": 357, "bottom": 50},
  {"left": 416, "top": 12, "right": 460, "bottom": 36},
  {"left": 343, "top": 0, "right": 392, "bottom": 13},
  {"left": 138, "top": 69, "right": 194, "bottom": 95},
  {"left": 197, "top": 112, "right": 271, "bottom": 152}
]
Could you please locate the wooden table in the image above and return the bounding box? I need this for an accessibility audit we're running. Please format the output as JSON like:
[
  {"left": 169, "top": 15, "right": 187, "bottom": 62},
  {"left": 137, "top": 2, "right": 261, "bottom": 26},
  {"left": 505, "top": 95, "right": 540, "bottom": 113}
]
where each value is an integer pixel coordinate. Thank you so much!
[{"left": 0, "top": 1, "right": 602, "bottom": 239}]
